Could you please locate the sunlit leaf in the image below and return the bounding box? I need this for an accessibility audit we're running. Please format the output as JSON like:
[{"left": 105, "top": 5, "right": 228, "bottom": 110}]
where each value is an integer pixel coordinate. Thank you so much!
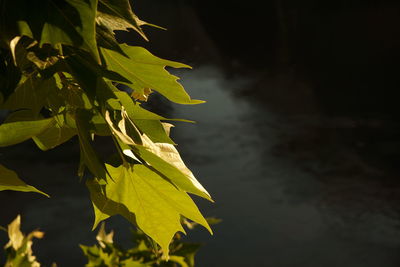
[
  {"left": 87, "top": 164, "right": 211, "bottom": 256},
  {"left": 96, "top": 223, "right": 114, "bottom": 248},
  {"left": 4, "top": 215, "right": 45, "bottom": 267},
  {"left": 101, "top": 45, "right": 204, "bottom": 104},
  {"left": 5, "top": 216, "right": 25, "bottom": 251}
]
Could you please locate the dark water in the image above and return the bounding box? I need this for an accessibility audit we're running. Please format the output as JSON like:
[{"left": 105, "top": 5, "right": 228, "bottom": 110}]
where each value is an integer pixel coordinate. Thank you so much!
[{"left": 169, "top": 66, "right": 400, "bottom": 267}]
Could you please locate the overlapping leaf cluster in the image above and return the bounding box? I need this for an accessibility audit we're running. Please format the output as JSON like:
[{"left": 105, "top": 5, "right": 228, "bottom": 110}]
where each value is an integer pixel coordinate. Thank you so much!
[
  {"left": 81, "top": 220, "right": 209, "bottom": 267},
  {"left": 0, "top": 0, "right": 212, "bottom": 256}
]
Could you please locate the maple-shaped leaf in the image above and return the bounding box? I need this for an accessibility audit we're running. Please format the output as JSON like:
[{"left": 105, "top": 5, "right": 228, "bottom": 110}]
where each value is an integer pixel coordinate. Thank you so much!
[
  {"left": 101, "top": 45, "right": 204, "bottom": 104},
  {"left": 87, "top": 163, "right": 212, "bottom": 256}
]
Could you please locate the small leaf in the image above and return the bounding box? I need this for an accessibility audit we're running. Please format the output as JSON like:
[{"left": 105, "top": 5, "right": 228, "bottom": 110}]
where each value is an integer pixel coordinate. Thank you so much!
[
  {"left": 96, "top": 223, "right": 114, "bottom": 248},
  {"left": 4, "top": 215, "right": 45, "bottom": 267},
  {"left": 0, "top": 165, "right": 49, "bottom": 197},
  {"left": 5, "top": 215, "right": 24, "bottom": 250},
  {"left": 131, "top": 87, "right": 152, "bottom": 102}
]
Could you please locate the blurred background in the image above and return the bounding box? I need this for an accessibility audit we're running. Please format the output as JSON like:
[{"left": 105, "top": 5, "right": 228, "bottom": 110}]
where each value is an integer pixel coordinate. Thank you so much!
[{"left": 2, "top": 0, "right": 400, "bottom": 266}]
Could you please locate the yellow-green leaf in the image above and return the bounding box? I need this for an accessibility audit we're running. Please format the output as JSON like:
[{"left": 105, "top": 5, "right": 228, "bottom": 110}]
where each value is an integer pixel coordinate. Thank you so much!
[
  {"left": 101, "top": 45, "right": 204, "bottom": 104},
  {"left": 87, "top": 164, "right": 211, "bottom": 256},
  {"left": 0, "top": 117, "right": 55, "bottom": 147}
]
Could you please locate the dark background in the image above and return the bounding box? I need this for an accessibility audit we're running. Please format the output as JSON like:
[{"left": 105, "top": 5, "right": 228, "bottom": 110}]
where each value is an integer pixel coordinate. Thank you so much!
[{"left": 2, "top": 0, "right": 400, "bottom": 266}]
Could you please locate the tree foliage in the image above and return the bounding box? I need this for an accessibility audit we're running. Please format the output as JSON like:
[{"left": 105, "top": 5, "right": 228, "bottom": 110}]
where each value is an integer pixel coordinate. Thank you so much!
[{"left": 0, "top": 0, "right": 212, "bottom": 257}]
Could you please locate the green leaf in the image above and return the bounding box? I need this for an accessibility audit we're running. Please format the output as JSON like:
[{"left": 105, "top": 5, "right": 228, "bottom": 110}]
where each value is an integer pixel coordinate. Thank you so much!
[
  {"left": 0, "top": 165, "right": 49, "bottom": 197},
  {"left": 1, "top": 0, "right": 99, "bottom": 59},
  {"left": 87, "top": 164, "right": 211, "bottom": 256},
  {"left": 101, "top": 45, "right": 204, "bottom": 104},
  {"left": 0, "top": 117, "right": 55, "bottom": 147}
]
